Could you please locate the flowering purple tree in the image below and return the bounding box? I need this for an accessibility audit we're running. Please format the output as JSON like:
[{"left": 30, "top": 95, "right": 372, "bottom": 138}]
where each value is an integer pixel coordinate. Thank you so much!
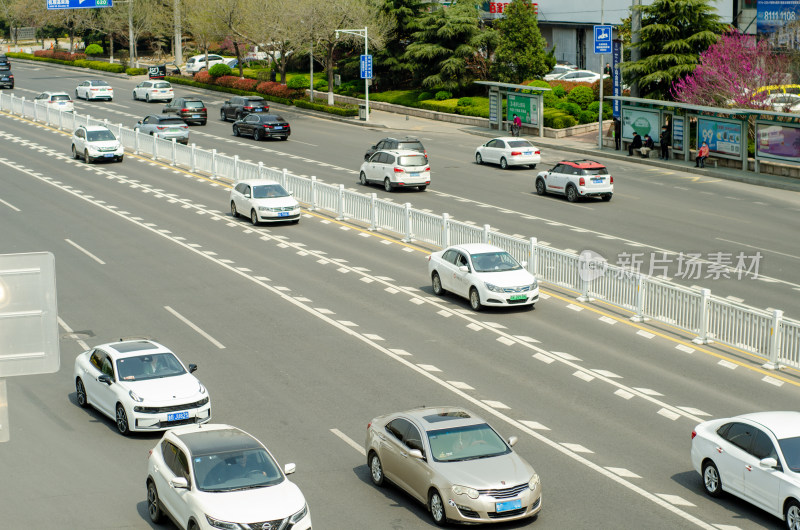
[{"left": 671, "top": 31, "right": 790, "bottom": 109}]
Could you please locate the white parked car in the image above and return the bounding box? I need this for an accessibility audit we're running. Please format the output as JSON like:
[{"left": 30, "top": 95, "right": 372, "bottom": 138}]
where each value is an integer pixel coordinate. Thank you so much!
[
  {"left": 132, "top": 80, "right": 174, "bottom": 102},
  {"left": 691, "top": 411, "right": 800, "bottom": 529},
  {"left": 768, "top": 93, "right": 800, "bottom": 113},
  {"left": 544, "top": 65, "right": 575, "bottom": 81},
  {"left": 554, "top": 70, "right": 608, "bottom": 83},
  {"left": 75, "top": 79, "right": 113, "bottom": 101},
  {"left": 70, "top": 124, "right": 124, "bottom": 163},
  {"left": 427, "top": 243, "right": 539, "bottom": 311},
  {"left": 73, "top": 339, "right": 211, "bottom": 434},
  {"left": 359, "top": 149, "right": 431, "bottom": 192},
  {"left": 34, "top": 91, "right": 74, "bottom": 112},
  {"left": 475, "top": 137, "right": 541, "bottom": 169},
  {"left": 535, "top": 159, "right": 613, "bottom": 202},
  {"left": 185, "top": 53, "right": 226, "bottom": 74},
  {"left": 230, "top": 179, "right": 301, "bottom": 225},
  {"left": 146, "top": 424, "right": 311, "bottom": 530}
]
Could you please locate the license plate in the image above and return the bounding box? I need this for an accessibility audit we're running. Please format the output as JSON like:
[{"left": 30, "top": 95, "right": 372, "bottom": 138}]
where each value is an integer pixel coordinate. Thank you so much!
[
  {"left": 592, "top": 177, "right": 604, "bottom": 183},
  {"left": 170, "top": 128, "right": 181, "bottom": 133},
  {"left": 496, "top": 499, "right": 522, "bottom": 512},
  {"left": 254, "top": 109, "right": 263, "bottom": 112},
  {"left": 103, "top": 154, "right": 114, "bottom": 158},
  {"left": 524, "top": 151, "right": 532, "bottom": 155},
  {"left": 278, "top": 212, "right": 289, "bottom": 217},
  {"left": 274, "top": 126, "right": 283, "bottom": 130},
  {"left": 509, "top": 294, "right": 527, "bottom": 301},
  {"left": 58, "top": 102, "right": 65, "bottom": 105},
  {"left": 192, "top": 114, "right": 201, "bottom": 118},
  {"left": 410, "top": 172, "right": 420, "bottom": 177},
  {"left": 168, "top": 411, "right": 189, "bottom": 421}
]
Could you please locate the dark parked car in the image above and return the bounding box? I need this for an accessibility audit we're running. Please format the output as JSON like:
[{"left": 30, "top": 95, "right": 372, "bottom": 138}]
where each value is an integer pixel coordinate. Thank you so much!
[
  {"left": 0, "top": 70, "right": 13, "bottom": 89},
  {"left": 365, "top": 137, "right": 427, "bottom": 161},
  {"left": 220, "top": 96, "right": 269, "bottom": 121},
  {"left": 162, "top": 97, "right": 207, "bottom": 125},
  {"left": 232, "top": 114, "right": 290, "bottom": 141},
  {"left": 0, "top": 54, "right": 10, "bottom": 71}
]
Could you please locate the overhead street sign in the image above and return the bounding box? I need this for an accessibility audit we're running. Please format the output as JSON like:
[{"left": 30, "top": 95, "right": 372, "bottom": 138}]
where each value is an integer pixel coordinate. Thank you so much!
[
  {"left": 360, "top": 54, "right": 373, "bottom": 79},
  {"left": 594, "top": 25, "right": 612, "bottom": 54},
  {"left": 47, "top": 0, "right": 113, "bottom": 10}
]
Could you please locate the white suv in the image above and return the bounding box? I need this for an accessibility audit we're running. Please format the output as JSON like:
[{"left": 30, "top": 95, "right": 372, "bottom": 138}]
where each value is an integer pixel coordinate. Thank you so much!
[
  {"left": 34, "top": 91, "right": 74, "bottom": 112},
  {"left": 146, "top": 424, "right": 312, "bottom": 530},
  {"left": 71, "top": 125, "right": 124, "bottom": 163},
  {"left": 535, "top": 159, "right": 613, "bottom": 202},
  {"left": 359, "top": 149, "right": 431, "bottom": 192},
  {"left": 185, "top": 54, "right": 226, "bottom": 74}
]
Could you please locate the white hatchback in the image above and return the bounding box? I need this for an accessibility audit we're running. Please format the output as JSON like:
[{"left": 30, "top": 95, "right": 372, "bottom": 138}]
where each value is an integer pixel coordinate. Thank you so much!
[
  {"left": 475, "top": 137, "right": 541, "bottom": 169},
  {"left": 230, "top": 179, "right": 301, "bottom": 225},
  {"left": 133, "top": 80, "right": 174, "bottom": 102},
  {"left": 73, "top": 339, "right": 211, "bottom": 434},
  {"left": 359, "top": 149, "right": 431, "bottom": 191},
  {"left": 691, "top": 411, "right": 800, "bottom": 529},
  {"left": 71, "top": 124, "right": 124, "bottom": 163},
  {"left": 34, "top": 91, "right": 74, "bottom": 112},
  {"left": 147, "top": 424, "right": 311, "bottom": 530},
  {"left": 427, "top": 243, "right": 539, "bottom": 311}
]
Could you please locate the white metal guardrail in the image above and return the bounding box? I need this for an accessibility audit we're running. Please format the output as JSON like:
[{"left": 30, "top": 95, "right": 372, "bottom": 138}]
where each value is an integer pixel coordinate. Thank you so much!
[{"left": 2, "top": 93, "right": 797, "bottom": 371}]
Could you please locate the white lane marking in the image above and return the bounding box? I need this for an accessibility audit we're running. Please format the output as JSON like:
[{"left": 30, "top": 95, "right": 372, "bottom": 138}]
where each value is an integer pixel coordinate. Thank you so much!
[
  {"left": 314, "top": 308, "right": 334, "bottom": 314},
  {"left": 467, "top": 323, "right": 483, "bottom": 331},
  {"left": 514, "top": 335, "right": 539, "bottom": 343},
  {"left": 599, "top": 316, "right": 617, "bottom": 325},
  {"left": 718, "top": 360, "right": 737, "bottom": 370},
  {"left": 482, "top": 400, "right": 510, "bottom": 409},
  {"left": 520, "top": 420, "right": 550, "bottom": 431},
  {"left": 656, "top": 494, "right": 695, "bottom": 507},
  {"left": 437, "top": 310, "right": 453, "bottom": 317},
  {"left": 716, "top": 237, "right": 800, "bottom": 261},
  {"left": 0, "top": 197, "right": 21, "bottom": 211},
  {"left": 497, "top": 336, "right": 515, "bottom": 346},
  {"left": 64, "top": 238, "right": 106, "bottom": 265},
  {"left": 551, "top": 351, "right": 581, "bottom": 361},
  {"left": 593, "top": 369, "right": 622, "bottom": 378},
  {"left": 637, "top": 330, "right": 655, "bottom": 339},
  {"left": 658, "top": 408, "right": 681, "bottom": 420},
  {"left": 615, "top": 389, "right": 634, "bottom": 399},
  {"left": 448, "top": 381, "right": 474, "bottom": 390},
  {"left": 574, "top": 371, "right": 595, "bottom": 382},
  {"left": 388, "top": 349, "right": 412, "bottom": 356},
  {"left": 330, "top": 428, "right": 366, "bottom": 457},
  {"left": 533, "top": 353, "right": 555, "bottom": 364},
  {"left": 566, "top": 303, "right": 583, "bottom": 312},
  {"left": 363, "top": 334, "right": 384, "bottom": 341},
  {"left": 58, "top": 316, "right": 89, "bottom": 350},
  {"left": 605, "top": 467, "right": 641, "bottom": 478},
  {"left": 561, "top": 443, "right": 593, "bottom": 453},
  {"left": 678, "top": 407, "right": 710, "bottom": 416},
  {"left": 763, "top": 376, "right": 784, "bottom": 387},
  {"left": 164, "top": 306, "right": 225, "bottom": 349},
  {"left": 634, "top": 388, "right": 663, "bottom": 396},
  {"left": 417, "top": 364, "right": 441, "bottom": 372},
  {"left": 675, "top": 344, "right": 695, "bottom": 354}
]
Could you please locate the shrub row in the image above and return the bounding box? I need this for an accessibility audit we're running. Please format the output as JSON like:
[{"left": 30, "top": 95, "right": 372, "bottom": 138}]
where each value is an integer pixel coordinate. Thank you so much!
[
  {"left": 72, "top": 59, "right": 125, "bottom": 73},
  {"left": 126, "top": 67, "right": 148, "bottom": 76},
  {"left": 293, "top": 99, "right": 358, "bottom": 116}
]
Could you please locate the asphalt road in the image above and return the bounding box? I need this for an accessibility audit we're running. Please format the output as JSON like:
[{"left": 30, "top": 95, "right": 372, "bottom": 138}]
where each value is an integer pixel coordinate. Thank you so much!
[{"left": 0, "top": 63, "right": 798, "bottom": 529}]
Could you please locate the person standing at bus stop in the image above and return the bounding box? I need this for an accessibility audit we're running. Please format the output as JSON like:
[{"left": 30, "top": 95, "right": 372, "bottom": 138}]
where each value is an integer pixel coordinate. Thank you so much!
[{"left": 512, "top": 114, "right": 522, "bottom": 137}]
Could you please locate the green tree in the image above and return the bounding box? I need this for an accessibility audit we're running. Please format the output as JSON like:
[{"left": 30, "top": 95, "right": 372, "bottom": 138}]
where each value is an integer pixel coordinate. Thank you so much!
[
  {"left": 491, "top": 0, "right": 553, "bottom": 83},
  {"left": 374, "top": 0, "right": 426, "bottom": 88},
  {"left": 623, "top": 0, "right": 728, "bottom": 100}
]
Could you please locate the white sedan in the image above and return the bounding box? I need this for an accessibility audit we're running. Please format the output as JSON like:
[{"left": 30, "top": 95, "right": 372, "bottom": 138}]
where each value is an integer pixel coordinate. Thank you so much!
[
  {"left": 75, "top": 79, "right": 113, "bottom": 100},
  {"left": 475, "top": 137, "right": 541, "bottom": 169},
  {"left": 230, "top": 179, "right": 301, "bottom": 225},
  {"left": 73, "top": 339, "right": 211, "bottom": 435},
  {"left": 691, "top": 411, "right": 800, "bottom": 528},
  {"left": 132, "top": 80, "right": 174, "bottom": 102},
  {"left": 427, "top": 243, "right": 539, "bottom": 311}
]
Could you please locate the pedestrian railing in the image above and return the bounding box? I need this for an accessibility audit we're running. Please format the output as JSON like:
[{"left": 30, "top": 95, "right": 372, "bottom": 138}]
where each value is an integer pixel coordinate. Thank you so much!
[{"left": 2, "top": 92, "right": 796, "bottom": 371}]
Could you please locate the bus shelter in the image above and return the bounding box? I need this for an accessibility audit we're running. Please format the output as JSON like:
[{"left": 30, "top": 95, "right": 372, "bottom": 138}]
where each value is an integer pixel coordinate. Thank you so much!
[{"left": 475, "top": 81, "right": 549, "bottom": 138}]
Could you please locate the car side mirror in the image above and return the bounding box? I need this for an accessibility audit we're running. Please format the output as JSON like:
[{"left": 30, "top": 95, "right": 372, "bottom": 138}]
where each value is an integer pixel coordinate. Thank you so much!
[
  {"left": 370, "top": 144, "right": 377, "bottom": 149},
  {"left": 137, "top": 120, "right": 142, "bottom": 124},
  {"left": 170, "top": 477, "right": 189, "bottom": 489},
  {"left": 98, "top": 374, "right": 112, "bottom": 385},
  {"left": 760, "top": 457, "right": 779, "bottom": 469},
  {"left": 188, "top": 363, "right": 197, "bottom": 373},
  {"left": 458, "top": 265, "right": 469, "bottom": 272},
  {"left": 244, "top": 192, "right": 251, "bottom": 198},
  {"left": 284, "top": 463, "right": 296, "bottom": 475},
  {"left": 408, "top": 449, "right": 424, "bottom": 460},
  {"left": 507, "top": 436, "right": 518, "bottom": 447}
]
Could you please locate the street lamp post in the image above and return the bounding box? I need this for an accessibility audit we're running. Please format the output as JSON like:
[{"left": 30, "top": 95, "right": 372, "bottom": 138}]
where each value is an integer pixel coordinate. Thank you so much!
[{"left": 336, "top": 27, "right": 369, "bottom": 121}]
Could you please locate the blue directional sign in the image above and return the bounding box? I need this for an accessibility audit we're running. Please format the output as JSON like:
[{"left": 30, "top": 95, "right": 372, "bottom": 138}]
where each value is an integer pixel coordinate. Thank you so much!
[
  {"left": 47, "top": 0, "right": 112, "bottom": 10},
  {"left": 360, "top": 54, "right": 373, "bottom": 79},
  {"left": 594, "top": 25, "right": 612, "bottom": 54}
]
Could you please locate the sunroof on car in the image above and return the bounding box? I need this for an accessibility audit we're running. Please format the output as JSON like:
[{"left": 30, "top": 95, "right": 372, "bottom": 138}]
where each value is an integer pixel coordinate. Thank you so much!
[
  {"left": 423, "top": 411, "right": 471, "bottom": 423},
  {"left": 113, "top": 341, "right": 158, "bottom": 353}
]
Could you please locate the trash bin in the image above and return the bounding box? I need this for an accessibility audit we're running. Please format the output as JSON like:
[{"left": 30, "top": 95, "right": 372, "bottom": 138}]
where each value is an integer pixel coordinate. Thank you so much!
[{"left": 358, "top": 104, "right": 367, "bottom": 121}]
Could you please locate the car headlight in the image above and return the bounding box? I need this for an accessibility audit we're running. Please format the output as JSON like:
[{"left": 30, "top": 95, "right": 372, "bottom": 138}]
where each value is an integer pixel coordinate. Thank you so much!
[
  {"left": 205, "top": 514, "right": 242, "bottom": 530},
  {"left": 529, "top": 473, "right": 541, "bottom": 490},
  {"left": 452, "top": 484, "right": 479, "bottom": 499},
  {"left": 484, "top": 282, "right": 502, "bottom": 293},
  {"left": 289, "top": 503, "right": 309, "bottom": 523},
  {"left": 129, "top": 390, "right": 143, "bottom": 402},
  {"left": 198, "top": 382, "right": 207, "bottom": 395},
  {"left": 530, "top": 279, "right": 538, "bottom": 290}
]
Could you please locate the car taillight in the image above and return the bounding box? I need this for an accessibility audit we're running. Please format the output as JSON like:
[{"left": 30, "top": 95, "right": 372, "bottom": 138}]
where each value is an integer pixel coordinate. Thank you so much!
[
  {"left": 181, "top": 108, "right": 190, "bottom": 112},
  {"left": 579, "top": 177, "right": 585, "bottom": 186},
  {"left": 511, "top": 151, "right": 522, "bottom": 156},
  {"left": 200, "top": 108, "right": 206, "bottom": 112},
  {"left": 394, "top": 167, "right": 405, "bottom": 173},
  {"left": 367, "top": 422, "right": 372, "bottom": 429},
  {"left": 535, "top": 150, "right": 540, "bottom": 154},
  {"left": 691, "top": 430, "right": 697, "bottom": 440},
  {"left": 157, "top": 126, "right": 166, "bottom": 130},
  {"left": 424, "top": 166, "right": 430, "bottom": 171},
  {"left": 243, "top": 106, "right": 254, "bottom": 110},
  {"left": 264, "top": 124, "right": 272, "bottom": 128},
  {"left": 610, "top": 176, "right": 614, "bottom": 183}
]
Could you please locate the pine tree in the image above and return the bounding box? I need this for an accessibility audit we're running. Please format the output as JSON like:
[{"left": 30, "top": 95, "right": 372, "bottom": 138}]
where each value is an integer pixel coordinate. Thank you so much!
[{"left": 491, "top": 0, "right": 554, "bottom": 83}]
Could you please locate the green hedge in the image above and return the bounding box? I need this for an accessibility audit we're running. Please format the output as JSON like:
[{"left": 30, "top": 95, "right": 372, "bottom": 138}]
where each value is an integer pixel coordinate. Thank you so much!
[
  {"left": 293, "top": 99, "right": 358, "bottom": 116},
  {"left": 126, "top": 67, "right": 148, "bottom": 76},
  {"left": 7, "top": 51, "right": 129, "bottom": 73}
]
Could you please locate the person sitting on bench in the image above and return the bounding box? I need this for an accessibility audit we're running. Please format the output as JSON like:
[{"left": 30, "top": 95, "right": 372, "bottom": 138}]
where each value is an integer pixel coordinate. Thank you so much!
[
  {"left": 695, "top": 141, "right": 710, "bottom": 167},
  {"left": 628, "top": 132, "right": 642, "bottom": 156},
  {"left": 640, "top": 134, "right": 655, "bottom": 158}
]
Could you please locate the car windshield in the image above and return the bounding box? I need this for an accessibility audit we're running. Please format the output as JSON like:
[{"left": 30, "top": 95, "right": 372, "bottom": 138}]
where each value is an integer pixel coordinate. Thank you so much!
[
  {"left": 398, "top": 155, "right": 427, "bottom": 167},
  {"left": 427, "top": 423, "right": 510, "bottom": 462},
  {"left": 91, "top": 80, "right": 109, "bottom": 86},
  {"left": 245, "top": 99, "right": 265, "bottom": 106},
  {"left": 183, "top": 101, "right": 204, "bottom": 108},
  {"left": 86, "top": 130, "right": 116, "bottom": 142},
  {"left": 252, "top": 184, "right": 289, "bottom": 198},
  {"left": 154, "top": 82, "right": 171, "bottom": 89},
  {"left": 470, "top": 251, "right": 522, "bottom": 273},
  {"left": 398, "top": 141, "right": 424, "bottom": 151},
  {"left": 51, "top": 94, "right": 70, "bottom": 101},
  {"left": 193, "top": 448, "right": 284, "bottom": 492},
  {"left": 116, "top": 353, "right": 186, "bottom": 381},
  {"left": 581, "top": 167, "right": 609, "bottom": 175},
  {"left": 508, "top": 140, "right": 534, "bottom": 148},
  {"left": 779, "top": 436, "right": 800, "bottom": 472},
  {"left": 160, "top": 118, "right": 186, "bottom": 125}
]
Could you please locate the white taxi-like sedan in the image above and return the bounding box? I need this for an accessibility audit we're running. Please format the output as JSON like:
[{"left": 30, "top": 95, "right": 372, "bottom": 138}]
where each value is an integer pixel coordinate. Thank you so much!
[
  {"left": 146, "top": 424, "right": 311, "bottom": 530},
  {"left": 132, "top": 80, "right": 174, "bottom": 102},
  {"left": 75, "top": 79, "right": 114, "bottom": 100},
  {"left": 475, "top": 137, "right": 541, "bottom": 169},
  {"left": 427, "top": 243, "right": 539, "bottom": 311},
  {"left": 230, "top": 179, "right": 301, "bottom": 225},
  {"left": 73, "top": 339, "right": 211, "bottom": 435},
  {"left": 691, "top": 411, "right": 800, "bottom": 529}
]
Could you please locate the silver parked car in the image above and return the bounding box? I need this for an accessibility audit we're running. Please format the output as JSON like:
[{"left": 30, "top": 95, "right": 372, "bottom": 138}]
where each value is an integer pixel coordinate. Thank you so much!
[
  {"left": 134, "top": 115, "right": 190, "bottom": 145},
  {"left": 366, "top": 406, "right": 542, "bottom": 525}
]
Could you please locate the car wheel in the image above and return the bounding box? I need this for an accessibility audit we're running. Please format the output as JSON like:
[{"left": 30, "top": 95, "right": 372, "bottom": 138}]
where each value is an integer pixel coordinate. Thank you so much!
[
  {"left": 117, "top": 156, "right": 124, "bottom": 163},
  {"left": 500, "top": 157, "right": 509, "bottom": 170},
  {"left": 231, "top": 201, "right": 238, "bottom": 218},
  {"left": 530, "top": 164, "right": 537, "bottom": 169},
  {"left": 115, "top": 403, "right": 130, "bottom": 435},
  {"left": 76, "top": 378, "right": 88, "bottom": 408},
  {"left": 359, "top": 172, "right": 368, "bottom": 186},
  {"left": 220, "top": 109, "right": 226, "bottom": 121},
  {"left": 200, "top": 120, "right": 207, "bottom": 126},
  {"left": 476, "top": 152, "right": 483, "bottom": 164},
  {"left": 250, "top": 210, "right": 259, "bottom": 226},
  {"left": 71, "top": 145, "right": 78, "bottom": 159},
  {"left": 566, "top": 185, "right": 578, "bottom": 203},
  {"left": 253, "top": 129, "right": 262, "bottom": 141},
  {"left": 786, "top": 499, "right": 800, "bottom": 530},
  {"left": 147, "top": 481, "right": 163, "bottom": 524},
  {"left": 432, "top": 272, "right": 445, "bottom": 296},
  {"left": 132, "top": 90, "right": 137, "bottom": 100},
  {"left": 602, "top": 193, "right": 613, "bottom": 202},
  {"left": 702, "top": 461, "right": 723, "bottom": 498},
  {"left": 84, "top": 150, "right": 91, "bottom": 164},
  {"left": 418, "top": 185, "right": 427, "bottom": 191},
  {"left": 145, "top": 93, "right": 150, "bottom": 102},
  {"left": 369, "top": 452, "right": 384, "bottom": 487},
  {"left": 469, "top": 287, "right": 483, "bottom": 311},
  {"left": 233, "top": 125, "right": 240, "bottom": 137},
  {"left": 535, "top": 178, "right": 546, "bottom": 196},
  {"left": 281, "top": 136, "right": 288, "bottom": 141},
  {"left": 384, "top": 178, "right": 393, "bottom": 192},
  {"left": 429, "top": 489, "right": 447, "bottom": 527}
]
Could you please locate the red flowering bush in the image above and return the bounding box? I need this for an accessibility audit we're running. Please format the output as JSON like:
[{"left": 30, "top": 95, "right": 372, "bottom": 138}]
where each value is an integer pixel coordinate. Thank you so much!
[
  {"left": 33, "top": 50, "right": 86, "bottom": 61},
  {"left": 193, "top": 71, "right": 213, "bottom": 84},
  {"left": 256, "top": 81, "right": 301, "bottom": 99}
]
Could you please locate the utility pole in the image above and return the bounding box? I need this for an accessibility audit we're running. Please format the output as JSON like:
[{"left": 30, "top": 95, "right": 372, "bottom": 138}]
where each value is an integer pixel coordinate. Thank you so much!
[
  {"left": 598, "top": 0, "right": 604, "bottom": 149},
  {"left": 336, "top": 27, "right": 369, "bottom": 120},
  {"left": 630, "top": 0, "right": 641, "bottom": 98},
  {"left": 173, "top": 0, "right": 182, "bottom": 66},
  {"left": 128, "top": 0, "right": 135, "bottom": 68}
]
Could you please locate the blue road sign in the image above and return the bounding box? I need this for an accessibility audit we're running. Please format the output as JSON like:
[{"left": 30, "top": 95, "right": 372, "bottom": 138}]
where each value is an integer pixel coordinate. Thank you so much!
[
  {"left": 594, "top": 25, "right": 612, "bottom": 54},
  {"left": 360, "top": 54, "right": 373, "bottom": 79},
  {"left": 47, "top": 0, "right": 112, "bottom": 10}
]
